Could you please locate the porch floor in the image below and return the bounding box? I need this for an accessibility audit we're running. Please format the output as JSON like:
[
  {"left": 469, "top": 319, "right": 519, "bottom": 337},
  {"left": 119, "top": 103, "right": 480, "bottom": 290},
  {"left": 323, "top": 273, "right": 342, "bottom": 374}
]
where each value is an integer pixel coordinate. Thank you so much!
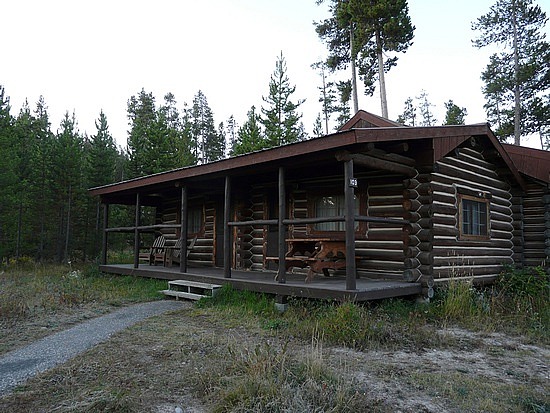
[{"left": 100, "top": 264, "right": 422, "bottom": 302}]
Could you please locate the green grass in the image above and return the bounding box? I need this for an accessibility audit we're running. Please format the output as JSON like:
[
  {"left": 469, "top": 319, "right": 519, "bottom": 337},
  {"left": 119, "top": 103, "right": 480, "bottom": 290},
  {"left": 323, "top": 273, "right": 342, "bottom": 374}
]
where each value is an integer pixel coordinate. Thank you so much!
[{"left": 0, "top": 263, "right": 166, "bottom": 326}]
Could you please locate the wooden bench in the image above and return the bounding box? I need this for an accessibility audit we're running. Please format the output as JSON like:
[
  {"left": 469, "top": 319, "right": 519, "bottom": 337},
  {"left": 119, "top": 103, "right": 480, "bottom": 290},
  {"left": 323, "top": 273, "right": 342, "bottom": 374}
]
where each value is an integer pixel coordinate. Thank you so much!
[{"left": 161, "top": 280, "right": 221, "bottom": 301}]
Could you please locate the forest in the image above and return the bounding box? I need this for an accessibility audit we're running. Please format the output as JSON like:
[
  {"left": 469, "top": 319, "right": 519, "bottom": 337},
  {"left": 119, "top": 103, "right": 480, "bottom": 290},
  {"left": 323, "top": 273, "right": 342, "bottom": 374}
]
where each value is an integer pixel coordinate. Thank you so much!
[{"left": 0, "top": 0, "right": 548, "bottom": 264}]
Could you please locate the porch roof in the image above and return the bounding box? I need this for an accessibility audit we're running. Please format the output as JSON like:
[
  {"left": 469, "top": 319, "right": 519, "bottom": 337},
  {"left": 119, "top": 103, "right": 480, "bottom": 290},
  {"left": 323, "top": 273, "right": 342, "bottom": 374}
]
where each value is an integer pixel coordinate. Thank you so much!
[{"left": 89, "top": 112, "right": 527, "bottom": 200}]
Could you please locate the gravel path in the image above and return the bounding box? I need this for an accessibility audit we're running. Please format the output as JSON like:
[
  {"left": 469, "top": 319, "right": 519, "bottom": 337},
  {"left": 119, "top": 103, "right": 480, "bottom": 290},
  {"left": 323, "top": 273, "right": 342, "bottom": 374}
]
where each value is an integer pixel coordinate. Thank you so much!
[{"left": 0, "top": 300, "right": 184, "bottom": 396}]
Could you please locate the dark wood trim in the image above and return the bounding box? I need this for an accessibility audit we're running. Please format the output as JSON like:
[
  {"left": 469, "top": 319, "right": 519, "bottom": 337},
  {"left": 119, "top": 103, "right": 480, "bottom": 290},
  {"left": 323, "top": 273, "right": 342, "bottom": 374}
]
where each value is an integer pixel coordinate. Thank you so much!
[
  {"left": 180, "top": 186, "right": 188, "bottom": 273},
  {"left": 134, "top": 193, "right": 141, "bottom": 269},
  {"left": 278, "top": 167, "right": 286, "bottom": 283},
  {"left": 344, "top": 160, "right": 356, "bottom": 290},
  {"left": 224, "top": 176, "right": 232, "bottom": 278},
  {"left": 101, "top": 203, "right": 108, "bottom": 265}
]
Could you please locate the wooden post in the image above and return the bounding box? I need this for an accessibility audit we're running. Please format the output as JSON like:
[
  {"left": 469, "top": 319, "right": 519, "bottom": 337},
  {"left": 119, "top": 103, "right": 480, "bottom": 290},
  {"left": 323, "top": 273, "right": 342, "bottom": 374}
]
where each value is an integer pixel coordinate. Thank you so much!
[
  {"left": 134, "top": 193, "right": 141, "bottom": 269},
  {"left": 101, "top": 203, "right": 109, "bottom": 265},
  {"left": 278, "top": 167, "right": 286, "bottom": 283},
  {"left": 344, "top": 160, "right": 356, "bottom": 290},
  {"left": 224, "top": 176, "right": 232, "bottom": 278},
  {"left": 180, "top": 186, "right": 188, "bottom": 273}
]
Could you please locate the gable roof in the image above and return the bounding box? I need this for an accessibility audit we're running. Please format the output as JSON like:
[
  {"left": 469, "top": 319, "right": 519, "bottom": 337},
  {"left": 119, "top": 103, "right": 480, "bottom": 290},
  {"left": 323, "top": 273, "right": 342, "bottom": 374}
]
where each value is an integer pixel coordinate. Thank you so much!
[
  {"left": 502, "top": 144, "right": 550, "bottom": 184},
  {"left": 338, "top": 109, "right": 403, "bottom": 130}
]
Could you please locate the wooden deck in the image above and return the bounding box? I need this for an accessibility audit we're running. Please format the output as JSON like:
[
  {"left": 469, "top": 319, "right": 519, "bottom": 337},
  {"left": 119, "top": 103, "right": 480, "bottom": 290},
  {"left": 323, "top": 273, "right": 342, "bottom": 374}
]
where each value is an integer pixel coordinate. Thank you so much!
[{"left": 99, "top": 264, "right": 422, "bottom": 302}]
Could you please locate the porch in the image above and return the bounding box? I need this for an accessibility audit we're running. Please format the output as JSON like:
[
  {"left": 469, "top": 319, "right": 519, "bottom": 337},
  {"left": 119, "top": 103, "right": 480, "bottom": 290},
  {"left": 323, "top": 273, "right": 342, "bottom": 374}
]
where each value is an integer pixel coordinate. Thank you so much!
[{"left": 100, "top": 264, "right": 422, "bottom": 302}]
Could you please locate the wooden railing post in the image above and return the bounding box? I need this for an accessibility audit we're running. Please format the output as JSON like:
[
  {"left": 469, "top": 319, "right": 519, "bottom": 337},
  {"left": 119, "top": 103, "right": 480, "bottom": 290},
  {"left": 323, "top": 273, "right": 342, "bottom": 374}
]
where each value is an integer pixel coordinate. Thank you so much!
[
  {"left": 344, "top": 160, "right": 356, "bottom": 290},
  {"left": 180, "top": 185, "right": 188, "bottom": 273},
  {"left": 224, "top": 176, "right": 232, "bottom": 278},
  {"left": 134, "top": 193, "right": 141, "bottom": 269},
  {"left": 278, "top": 167, "right": 286, "bottom": 283},
  {"left": 101, "top": 203, "right": 109, "bottom": 265}
]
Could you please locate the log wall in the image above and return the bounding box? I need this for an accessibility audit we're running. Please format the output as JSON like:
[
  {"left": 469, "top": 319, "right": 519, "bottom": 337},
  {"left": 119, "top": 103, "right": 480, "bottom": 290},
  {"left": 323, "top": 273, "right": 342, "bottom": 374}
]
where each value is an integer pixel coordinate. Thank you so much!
[
  {"left": 358, "top": 174, "right": 406, "bottom": 279},
  {"left": 521, "top": 183, "right": 550, "bottom": 268},
  {"left": 430, "top": 147, "right": 514, "bottom": 281},
  {"left": 159, "top": 198, "right": 215, "bottom": 267}
]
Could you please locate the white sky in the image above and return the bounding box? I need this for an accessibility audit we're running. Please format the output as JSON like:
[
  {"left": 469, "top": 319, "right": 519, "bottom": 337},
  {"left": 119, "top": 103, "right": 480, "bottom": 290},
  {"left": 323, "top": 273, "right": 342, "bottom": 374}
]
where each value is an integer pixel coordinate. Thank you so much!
[{"left": 2, "top": 0, "right": 548, "bottom": 149}]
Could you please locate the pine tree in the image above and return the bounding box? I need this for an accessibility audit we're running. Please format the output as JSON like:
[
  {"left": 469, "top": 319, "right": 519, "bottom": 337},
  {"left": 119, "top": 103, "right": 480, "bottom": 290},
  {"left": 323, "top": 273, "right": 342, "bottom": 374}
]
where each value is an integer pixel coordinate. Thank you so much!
[
  {"left": 396, "top": 97, "right": 416, "bottom": 126},
  {"left": 313, "top": 114, "right": 324, "bottom": 137},
  {"left": 443, "top": 100, "right": 468, "bottom": 125},
  {"left": 191, "top": 90, "right": 225, "bottom": 163},
  {"left": 231, "top": 106, "right": 266, "bottom": 156},
  {"left": 88, "top": 111, "right": 118, "bottom": 187},
  {"left": 0, "top": 86, "right": 16, "bottom": 262},
  {"left": 126, "top": 89, "right": 157, "bottom": 178},
  {"left": 311, "top": 61, "right": 338, "bottom": 133},
  {"left": 261, "top": 52, "right": 305, "bottom": 147},
  {"left": 472, "top": 0, "right": 550, "bottom": 144},
  {"left": 316, "top": 0, "right": 415, "bottom": 118},
  {"left": 417, "top": 90, "right": 437, "bottom": 126},
  {"left": 334, "top": 80, "right": 352, "bottom": 129},
  {"left": 52, "top": 111, "right": 84, "bottom": 262}
]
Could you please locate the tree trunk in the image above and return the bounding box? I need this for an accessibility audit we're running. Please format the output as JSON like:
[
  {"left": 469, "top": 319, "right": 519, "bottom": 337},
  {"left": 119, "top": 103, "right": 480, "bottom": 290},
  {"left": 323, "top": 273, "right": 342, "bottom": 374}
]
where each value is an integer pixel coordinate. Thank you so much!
[
  {"left": 350, "top": 25, "right": 359, "bottom": 114},
  {"left": 376, "top": 31, "right": 388, "bottom": 118},
  {"left": 512, "top": 1, "right": 521, "bottom": 145}
]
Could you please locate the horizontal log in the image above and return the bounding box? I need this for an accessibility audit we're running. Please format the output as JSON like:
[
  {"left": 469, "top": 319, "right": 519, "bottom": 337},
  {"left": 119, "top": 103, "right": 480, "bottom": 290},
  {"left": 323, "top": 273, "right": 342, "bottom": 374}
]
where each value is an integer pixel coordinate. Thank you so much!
[
  {"left": 336, "top": 150, "right": 417, "bottom": 177},
  {"left": 442, "top": 155, "right": 500, "bottom": 180},
  {"left": 431, "top": 203, "right": 457, "bottom": 216},
  {"left": 356, "top": 249, "right": 404, "bottom": 261},
  {"left": 432, "top": 174, "right": 511, "bottom": 200},
  {"left": 432, "top": 265, "right": 503, "bottom": 278},
  {"left": 404, "top": 257, "right": 421, "bottom": 269},
  {"left": 403, "top": 267, "right": 422, "bottom": 282},
  {"left": 417, "top": 251, "right": 434, "bottom": 265},
  {"left": 404, "top": 246, "right": 420, "bottom": 258},
  {"left": 228, "top": 219, "right": 278, "bottom": 227},
  {"left": 490, "top": 220, "right": 514, "bottom": 232},
  {"left": 403, "top": 198, "right": 422, "bottom": 211},
  {"left": 403, "top": 211, "right": 421, "bottom": 222},
  {"left": 432, "top": 238, "right": 512, "bottom": 249},
  {"left": 432, "top": 215, "right": 456, "bottom": 226},
  {"left": 433, "top": 225, "right": 459, "bottom": 237},
  {"left": 434, "top": 255, "right": 514, "bottom": 267}
]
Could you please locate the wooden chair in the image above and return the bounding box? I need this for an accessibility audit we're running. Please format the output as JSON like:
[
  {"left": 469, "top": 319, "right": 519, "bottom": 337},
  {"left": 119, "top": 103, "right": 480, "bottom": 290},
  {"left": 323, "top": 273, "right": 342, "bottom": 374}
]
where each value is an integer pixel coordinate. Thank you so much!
[
  {"left": 165, "top": 236, "right": 197, "bottom": 267},
  {"left": 139, "top": 235, "right": 166, "bottom": 265}
]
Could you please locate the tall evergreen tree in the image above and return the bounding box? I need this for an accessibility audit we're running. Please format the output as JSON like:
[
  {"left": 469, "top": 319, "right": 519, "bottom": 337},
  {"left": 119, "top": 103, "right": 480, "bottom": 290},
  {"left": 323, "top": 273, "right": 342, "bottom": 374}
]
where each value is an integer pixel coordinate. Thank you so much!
[
  {"left": 417, "top": 90, "right": 437, "bottom": 126},
  {"left": 261, "top": 52, "right": 305, "bottom": 146},
  {"left": 52, "top": 111, "right": 84, "bottom": 262},
  {"left": 316, "top": 0, "right": 415, "bottom": 118},
  {"left": 231, "top": 106, "right": 266, "bottom": 156},
  {"left": 443, "top": 100, "right": 468, "bottom": 125},
  {"left": 191, "top": 90, "right": 225, "bottom": 163},
  {"left": 334, "top": 80, "right": 353, "bottom": 129},
  {"left": 0, "top": 86, "right": 16, "bottom": 262},
  {"left": 312, "top": 61, "right": 338, "bottom": 134},
  {"left": 126, "top": 89, "right": 157, "bottom": 178},
  {"left": 396, "top": 96, "right": 416, "bottom": 126},
  {"left": 472, "top": 0, "right": 550, "bottom": 144}
]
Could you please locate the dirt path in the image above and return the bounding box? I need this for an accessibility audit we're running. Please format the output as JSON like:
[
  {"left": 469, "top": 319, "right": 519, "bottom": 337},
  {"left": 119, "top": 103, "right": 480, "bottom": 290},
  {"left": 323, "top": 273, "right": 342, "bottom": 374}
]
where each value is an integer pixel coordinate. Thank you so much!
[{"left": 0, "top": 300, "right": 184, "bottom": 396}]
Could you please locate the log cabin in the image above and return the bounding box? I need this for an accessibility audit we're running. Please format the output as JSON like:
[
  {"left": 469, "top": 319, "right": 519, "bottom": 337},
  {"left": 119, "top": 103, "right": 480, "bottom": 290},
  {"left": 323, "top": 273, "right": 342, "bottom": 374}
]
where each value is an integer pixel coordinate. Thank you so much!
[{"left": 90, "top": 110, "right": 550, "bottom": 301}]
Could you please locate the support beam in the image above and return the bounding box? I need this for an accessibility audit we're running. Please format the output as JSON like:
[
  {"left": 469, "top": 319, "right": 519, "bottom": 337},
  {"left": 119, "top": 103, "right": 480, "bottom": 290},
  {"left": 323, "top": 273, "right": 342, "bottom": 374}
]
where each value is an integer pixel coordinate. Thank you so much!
[
  {"left": 180, "top": 186, "right": 188, "bottom": 273},
  {"left": 134, "top": 193, "right": 141, "bottom": 269},
  {"left": 278, "top": 167, "right": 286, "bottom": 283},
  {"left": 224, "top": 176, "right": 232, "bottom": 278},
  {"left": 336, "top": 150, "right": 417, "bottom": 177},
  {"left": 101, "top": 203, "right": 109, "bottom": 265},
  {"left": 344, "top": 160, "right": 356, "bottom": 290}
]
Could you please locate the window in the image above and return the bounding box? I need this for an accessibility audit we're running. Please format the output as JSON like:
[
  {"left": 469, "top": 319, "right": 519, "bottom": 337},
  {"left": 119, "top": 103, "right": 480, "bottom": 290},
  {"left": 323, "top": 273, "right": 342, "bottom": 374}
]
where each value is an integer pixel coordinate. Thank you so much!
[
  {"left": 188, "top": 206, "right": 203, "bottom": 235},
  {"left": 459, "top": 195, "right": 489, "bottom": 239},
  {"left": 313, "top": 195, "right": 359, "bottom": 231}
]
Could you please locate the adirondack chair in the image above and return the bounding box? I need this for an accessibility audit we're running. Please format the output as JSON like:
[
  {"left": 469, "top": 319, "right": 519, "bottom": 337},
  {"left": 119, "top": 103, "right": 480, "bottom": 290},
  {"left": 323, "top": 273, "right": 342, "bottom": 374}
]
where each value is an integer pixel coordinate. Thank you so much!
[
  {"left": 164, "top": 236, "right": 197, "bottom": 267},
  {"left": 139, "top": 235, "right": 166, "bottom": 265}
]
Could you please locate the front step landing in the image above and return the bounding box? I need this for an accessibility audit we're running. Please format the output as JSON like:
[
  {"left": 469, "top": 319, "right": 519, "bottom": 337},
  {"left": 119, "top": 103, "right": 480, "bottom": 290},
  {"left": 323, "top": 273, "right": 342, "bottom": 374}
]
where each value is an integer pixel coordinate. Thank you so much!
[{"left": 161, "top": 280, "right": 222, "bottom": 301}]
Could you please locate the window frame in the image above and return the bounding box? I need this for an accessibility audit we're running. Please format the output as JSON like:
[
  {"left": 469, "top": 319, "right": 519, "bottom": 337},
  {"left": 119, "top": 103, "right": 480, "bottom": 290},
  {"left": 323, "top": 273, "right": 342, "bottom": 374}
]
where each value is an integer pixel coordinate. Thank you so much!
[
  {"left": 458, "top": 193, "right": 490, "bottom": 240},
  {"left": 306, "top": 188, "right": 366, "bottom": 238}
]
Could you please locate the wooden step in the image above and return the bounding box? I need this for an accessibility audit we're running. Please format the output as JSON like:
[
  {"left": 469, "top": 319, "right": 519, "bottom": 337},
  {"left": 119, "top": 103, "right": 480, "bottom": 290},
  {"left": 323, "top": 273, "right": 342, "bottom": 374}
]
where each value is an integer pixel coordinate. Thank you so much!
[{"left": 161, "top": 280, "right": 222, "bottom": 301}]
